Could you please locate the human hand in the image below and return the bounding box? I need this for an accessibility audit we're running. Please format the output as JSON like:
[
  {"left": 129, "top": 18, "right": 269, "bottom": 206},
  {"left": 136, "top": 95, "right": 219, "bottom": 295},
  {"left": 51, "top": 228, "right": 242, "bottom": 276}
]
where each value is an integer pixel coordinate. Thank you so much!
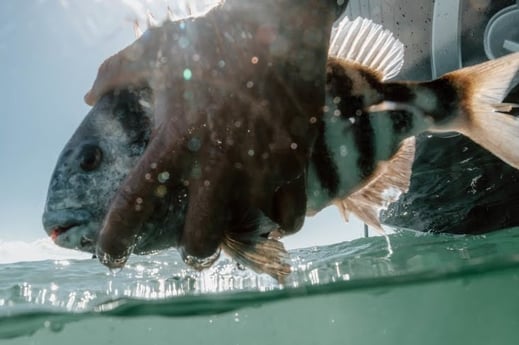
[{"left": 86, "top": 0, "right": 347, "bottom": 270}]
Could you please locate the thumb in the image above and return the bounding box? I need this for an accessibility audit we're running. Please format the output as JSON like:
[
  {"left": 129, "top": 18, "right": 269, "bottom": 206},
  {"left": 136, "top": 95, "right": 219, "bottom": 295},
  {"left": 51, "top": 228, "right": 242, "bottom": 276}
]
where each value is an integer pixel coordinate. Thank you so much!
[{"left": 85, "top": 28, "right": 162, "bottom": 105}]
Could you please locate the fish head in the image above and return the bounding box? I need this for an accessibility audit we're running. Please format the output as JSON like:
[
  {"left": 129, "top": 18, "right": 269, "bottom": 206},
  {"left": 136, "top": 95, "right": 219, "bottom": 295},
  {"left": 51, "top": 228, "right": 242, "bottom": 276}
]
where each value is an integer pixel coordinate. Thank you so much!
[{"left": 42, "top": 88, "right": 185, "bottom": 254}]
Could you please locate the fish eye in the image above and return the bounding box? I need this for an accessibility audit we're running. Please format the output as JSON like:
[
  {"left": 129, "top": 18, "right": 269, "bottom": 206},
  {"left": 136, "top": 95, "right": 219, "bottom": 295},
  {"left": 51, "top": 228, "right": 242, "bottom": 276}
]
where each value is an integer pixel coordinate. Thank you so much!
[{"left": 79, "top": 144, "right": 103, "bottom": 172}]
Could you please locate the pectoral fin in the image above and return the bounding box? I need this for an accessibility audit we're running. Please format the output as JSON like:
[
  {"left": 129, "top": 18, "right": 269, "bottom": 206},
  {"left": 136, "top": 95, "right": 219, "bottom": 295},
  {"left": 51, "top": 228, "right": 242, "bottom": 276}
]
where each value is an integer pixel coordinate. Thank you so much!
[{"left": 221, "top": 232, "right": 291, "bottom": 283}]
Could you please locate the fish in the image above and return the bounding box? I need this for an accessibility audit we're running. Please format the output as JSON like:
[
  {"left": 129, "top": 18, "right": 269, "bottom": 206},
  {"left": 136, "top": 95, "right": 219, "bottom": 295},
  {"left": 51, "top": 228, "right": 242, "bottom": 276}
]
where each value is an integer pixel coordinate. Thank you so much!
[{"left": 43, "top": 14, "right": 519, "bottom": 282}]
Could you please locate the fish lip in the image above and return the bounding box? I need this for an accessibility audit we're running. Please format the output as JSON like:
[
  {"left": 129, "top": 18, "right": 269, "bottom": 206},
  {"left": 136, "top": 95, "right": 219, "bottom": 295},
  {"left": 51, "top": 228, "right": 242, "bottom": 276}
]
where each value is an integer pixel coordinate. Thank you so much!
[
  {"left": 42, "top": 209, "right": 93, "bottom": 240},
  {"left": 50, "top": 224, "right": 80, "bottom": 241}
]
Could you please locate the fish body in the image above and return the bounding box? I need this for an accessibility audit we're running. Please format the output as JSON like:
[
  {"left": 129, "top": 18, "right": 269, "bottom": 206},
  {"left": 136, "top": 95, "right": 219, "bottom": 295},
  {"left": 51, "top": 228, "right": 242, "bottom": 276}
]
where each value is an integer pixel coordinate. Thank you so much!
[
  {"left": 43, "top": 15, "right": 519, "bottom": 280},
  {"left": 304, "top": 16, "right": 519, "bottom": 233}
]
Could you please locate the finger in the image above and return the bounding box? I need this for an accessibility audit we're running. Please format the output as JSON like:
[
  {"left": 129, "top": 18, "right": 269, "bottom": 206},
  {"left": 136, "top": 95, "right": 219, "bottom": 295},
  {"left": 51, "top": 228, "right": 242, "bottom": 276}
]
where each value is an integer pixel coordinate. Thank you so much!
[
  {"left": 96, "top": 123, "right": 186, "bottom": 268},
  {"left": 84, "top": 28, "right": 162, "bottom": 106},
  {"left": 179, "top": 157, "right": 231, "bottom": 269},
  {"left": 271, "top": 173, "right": 307, "bottom": 235}
]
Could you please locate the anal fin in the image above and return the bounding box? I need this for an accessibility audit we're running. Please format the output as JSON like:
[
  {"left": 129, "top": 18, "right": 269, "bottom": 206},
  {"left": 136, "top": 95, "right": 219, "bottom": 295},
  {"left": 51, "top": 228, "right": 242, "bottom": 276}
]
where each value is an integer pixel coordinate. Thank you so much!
[{"left": 333, "top": 136, "right": 416, "bottom": 233}]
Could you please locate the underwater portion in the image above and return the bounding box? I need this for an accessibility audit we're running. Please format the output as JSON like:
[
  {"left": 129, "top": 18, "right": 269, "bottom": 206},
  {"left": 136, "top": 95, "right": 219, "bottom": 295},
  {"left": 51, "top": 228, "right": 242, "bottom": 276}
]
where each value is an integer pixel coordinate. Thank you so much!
[{"left": 2, "top": 227, "right": 519, "bottom": 344}]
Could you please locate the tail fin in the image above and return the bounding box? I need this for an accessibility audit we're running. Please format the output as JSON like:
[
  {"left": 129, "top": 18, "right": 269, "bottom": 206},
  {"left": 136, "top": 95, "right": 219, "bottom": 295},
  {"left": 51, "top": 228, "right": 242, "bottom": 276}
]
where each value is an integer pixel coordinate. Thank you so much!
[
  {"left": 370, "top": 53, "right": 519, "bottom": 170},
  {"left": 447, "top": 52, "right": 519, "bottom": 169}
]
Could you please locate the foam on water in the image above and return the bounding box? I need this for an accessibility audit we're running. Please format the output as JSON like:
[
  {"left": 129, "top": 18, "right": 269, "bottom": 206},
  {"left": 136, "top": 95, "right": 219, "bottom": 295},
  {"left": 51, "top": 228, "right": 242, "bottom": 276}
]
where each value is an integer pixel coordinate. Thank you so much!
[{"left": 2, "top": 227, "right": 519, "bottom": 344}]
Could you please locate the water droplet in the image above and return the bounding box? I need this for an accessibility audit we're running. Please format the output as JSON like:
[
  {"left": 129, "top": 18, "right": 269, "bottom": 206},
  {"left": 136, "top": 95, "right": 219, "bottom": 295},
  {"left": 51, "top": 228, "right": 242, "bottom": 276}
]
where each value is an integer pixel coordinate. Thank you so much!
[
  {"left": 150, "top": 163, "right": 158, "bottom": 169},
  {"left": 251, "top": 56, "right": 259, "bottom": 64},
  {"left": 191, "top": 164, "right": 202, "bottom": 179},
  {"left": 155, "top": 185, "right": 167, "bottom": 198},
  {"left": 145, "top": 173, "right": 152, "bottom": 181},
  {"left": 309, "top": 116, "right": 317, "bottom": 124},
  {"left": 136, "top": 197, "right": 143, "bottom": 204},
  {"left": 179, "top": 37, "right": 189, "bottom": 49},
  {"left": 246, "top": 81, "right": 254, "bottom": 88},
  {"left": 158, "top": 171, "right": 170, "bottom": 183},
  {"left": 183, "top": 68, "right": 192, "bottom": 80},
  {"left": 248, "top": 149, "right": 255, "bottom": 157},
  {"left": 333, "top": 109, "right": 341, "bottom": 117},
  {"left": 218, "top": 60, "right": 226, "bottom": 68},
  {"left": 290, "top": 142, "right": 298, "bottom": 150},
  {"left": 187, "top": 137, "right": 201, "bottom": 152},
  {"left": 333, "top": 96, "right": 341, "bottom": 104},
  {"left": 340, "top": 145, "right": 348, "bottom": 157},
  {"left": 203, "top": 180, "right": 211, "bottom": 187},
  {"left": 192, "top": 54, "right": 200, "bottom": 62}
]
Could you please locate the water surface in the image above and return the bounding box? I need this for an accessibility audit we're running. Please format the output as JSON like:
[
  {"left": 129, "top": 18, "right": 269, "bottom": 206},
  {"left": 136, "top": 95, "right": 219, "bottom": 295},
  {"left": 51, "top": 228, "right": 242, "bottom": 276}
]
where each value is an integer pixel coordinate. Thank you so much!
[{"left": 2, "top": 227, "right": 519, "bottom": 344}]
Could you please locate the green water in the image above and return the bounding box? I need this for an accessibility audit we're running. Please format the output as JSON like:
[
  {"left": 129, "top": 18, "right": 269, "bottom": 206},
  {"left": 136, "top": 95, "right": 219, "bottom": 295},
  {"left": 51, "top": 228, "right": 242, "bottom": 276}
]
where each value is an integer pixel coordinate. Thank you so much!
[{"left": 2, "top": 228, "right": 519, "bottom": 344}]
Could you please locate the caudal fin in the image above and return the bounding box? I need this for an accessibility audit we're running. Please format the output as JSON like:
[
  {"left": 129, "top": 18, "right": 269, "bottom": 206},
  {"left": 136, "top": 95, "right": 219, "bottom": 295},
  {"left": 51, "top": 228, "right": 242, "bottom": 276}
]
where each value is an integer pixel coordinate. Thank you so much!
[{"left": 446, "top": 52, "right": 519, "bottom": 169}]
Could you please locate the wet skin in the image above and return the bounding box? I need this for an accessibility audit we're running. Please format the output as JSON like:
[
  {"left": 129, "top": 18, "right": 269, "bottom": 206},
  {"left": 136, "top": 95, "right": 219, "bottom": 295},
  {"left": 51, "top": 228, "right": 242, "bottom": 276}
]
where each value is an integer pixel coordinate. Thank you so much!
[{"left": 78, "top": 1, "right": 349, "bottom": 268}]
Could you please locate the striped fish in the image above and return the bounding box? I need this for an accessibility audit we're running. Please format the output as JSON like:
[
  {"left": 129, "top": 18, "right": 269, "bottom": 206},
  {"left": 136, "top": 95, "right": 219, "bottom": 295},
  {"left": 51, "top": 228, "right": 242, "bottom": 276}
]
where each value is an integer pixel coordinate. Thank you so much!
[
  {"left": 43, "top": 14, "right": 519, "bottom": 281},
  {"left": 303, "top": 16, "right": 519, "bottom": 231},
  {"left": 224, "top": 16, "right": 519, "bottom": 279}
]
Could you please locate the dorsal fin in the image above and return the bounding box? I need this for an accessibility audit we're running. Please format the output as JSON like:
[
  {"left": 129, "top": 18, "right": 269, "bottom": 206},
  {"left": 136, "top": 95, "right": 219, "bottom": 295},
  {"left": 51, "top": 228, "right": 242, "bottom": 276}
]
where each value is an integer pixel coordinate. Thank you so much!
[{"left": 329, "top": 16, "right": 405, "bottom": 81}]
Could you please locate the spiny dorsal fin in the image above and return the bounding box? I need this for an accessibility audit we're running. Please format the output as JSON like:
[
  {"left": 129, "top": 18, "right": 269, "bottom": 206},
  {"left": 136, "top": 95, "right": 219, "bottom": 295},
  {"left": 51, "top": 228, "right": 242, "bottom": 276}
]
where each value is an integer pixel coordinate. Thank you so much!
[
  {"left": 334, "top": 136, "right": 416, "bottom": 233},
  {"left": 221, "top": 232, "right": 291, "bottom": 283},
  {"left": 329, "top": 16, "right": 404, "bottom": 81}
]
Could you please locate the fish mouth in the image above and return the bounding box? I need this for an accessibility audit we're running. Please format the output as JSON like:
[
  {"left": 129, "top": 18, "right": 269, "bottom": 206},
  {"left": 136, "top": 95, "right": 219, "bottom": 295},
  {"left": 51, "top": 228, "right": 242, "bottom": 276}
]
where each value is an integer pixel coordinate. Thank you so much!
[
  {"left": 42, "top": 209, "right": 96, "bottom": 250},
  {"left": 50, "top": 224, "right": 80, "bottom": 241}
]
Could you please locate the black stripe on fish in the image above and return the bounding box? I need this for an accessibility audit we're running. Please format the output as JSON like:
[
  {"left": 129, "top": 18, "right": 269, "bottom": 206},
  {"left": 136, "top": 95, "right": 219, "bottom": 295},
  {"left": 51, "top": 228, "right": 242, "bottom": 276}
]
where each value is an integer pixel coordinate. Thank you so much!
[
  {"left": 421, "top": 78, "right": 460, "bottom": 125},
  {"left": 383, "top": 79, "right": 459, "bottom": 126},
  {"left": 352, "top": 110, "right": 376, "bottom": 179},
  {"left": 326, "top": 61, "right": 380, "bottom": 180},
  {"left": 311, "top": 119, "right": 340, "bottom": 197}
]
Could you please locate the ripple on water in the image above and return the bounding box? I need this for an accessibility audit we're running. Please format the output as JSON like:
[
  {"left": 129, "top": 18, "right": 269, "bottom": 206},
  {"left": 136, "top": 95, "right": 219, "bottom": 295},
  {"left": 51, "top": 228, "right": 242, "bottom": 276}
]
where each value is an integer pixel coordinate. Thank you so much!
[{"left": 1, "top": 227, "right": 519, "bottom": 339}]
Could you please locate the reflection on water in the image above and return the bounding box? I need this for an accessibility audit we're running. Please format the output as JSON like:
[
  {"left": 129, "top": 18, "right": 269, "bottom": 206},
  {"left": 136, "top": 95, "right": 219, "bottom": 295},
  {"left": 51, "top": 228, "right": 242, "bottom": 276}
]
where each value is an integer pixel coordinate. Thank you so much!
[{"left": 2, "top": 227, "right": 519, "bottom": 339}]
